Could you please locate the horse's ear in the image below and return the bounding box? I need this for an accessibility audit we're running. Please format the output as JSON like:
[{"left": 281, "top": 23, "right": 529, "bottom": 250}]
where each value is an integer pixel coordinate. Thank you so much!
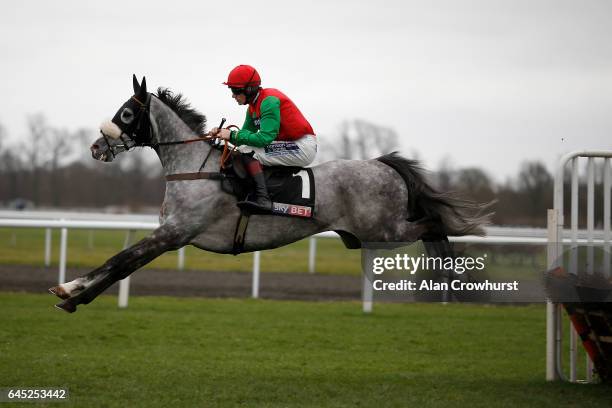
[
  {"left": 139, "top": 76, "right": 147, "bottom": 97},
  {"left": 132, "top": 74, "right": 140, "bottom": 94}
]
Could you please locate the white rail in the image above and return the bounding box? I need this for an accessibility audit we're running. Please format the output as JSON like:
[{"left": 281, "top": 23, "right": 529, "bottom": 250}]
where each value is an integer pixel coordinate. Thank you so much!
[{"left": 1, "top": 210, "right": 603, "bottom": 313}]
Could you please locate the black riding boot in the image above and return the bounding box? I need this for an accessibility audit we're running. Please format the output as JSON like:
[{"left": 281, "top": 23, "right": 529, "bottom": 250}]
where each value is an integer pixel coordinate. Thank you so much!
[{"left": 237, "top": 157, "right": 272, "bottom": 212}]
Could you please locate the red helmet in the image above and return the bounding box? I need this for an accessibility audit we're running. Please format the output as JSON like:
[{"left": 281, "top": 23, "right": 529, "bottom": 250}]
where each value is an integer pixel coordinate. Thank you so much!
[{"left": 223, "top": 65, "right": 261, "bottom": 89}]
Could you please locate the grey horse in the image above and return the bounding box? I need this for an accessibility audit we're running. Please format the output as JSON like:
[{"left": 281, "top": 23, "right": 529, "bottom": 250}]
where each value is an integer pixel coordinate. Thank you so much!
[{"left": 49, "top": 76, "right": 489, "bottom": 313}]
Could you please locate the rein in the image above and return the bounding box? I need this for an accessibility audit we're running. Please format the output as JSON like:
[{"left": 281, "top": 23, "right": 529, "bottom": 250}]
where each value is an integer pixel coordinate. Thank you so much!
[
  {"left": 162, "top": 125, "right": 238, "bottom": 182},
  {"left": 164, "top": 125, "right": 238, "bottom": 182}
]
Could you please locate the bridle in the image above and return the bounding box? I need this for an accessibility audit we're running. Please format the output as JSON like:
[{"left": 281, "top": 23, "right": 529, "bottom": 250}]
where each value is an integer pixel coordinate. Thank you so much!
[
  {"left": 100, "top": 94, "right": 154, "bottom": 159},
  {"left": 99, "top": 93, "right": 237, "bottom": 169}
]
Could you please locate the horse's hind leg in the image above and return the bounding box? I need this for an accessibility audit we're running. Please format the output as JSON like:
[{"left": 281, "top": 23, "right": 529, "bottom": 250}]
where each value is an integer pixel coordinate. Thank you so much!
[{"left": 49, "top": 226, "right": 183, "bottom": 313}]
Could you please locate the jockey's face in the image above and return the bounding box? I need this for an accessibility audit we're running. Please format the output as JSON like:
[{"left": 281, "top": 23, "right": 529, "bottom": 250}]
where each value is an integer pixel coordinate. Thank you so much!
[{"left": 231, "top": 90, "right": 248, "bottom": 105}]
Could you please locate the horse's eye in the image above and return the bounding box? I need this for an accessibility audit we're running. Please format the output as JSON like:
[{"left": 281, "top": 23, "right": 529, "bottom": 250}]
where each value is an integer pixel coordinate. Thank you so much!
[{"left": 120, "top": 108, "right": 134, "bottom": 124}]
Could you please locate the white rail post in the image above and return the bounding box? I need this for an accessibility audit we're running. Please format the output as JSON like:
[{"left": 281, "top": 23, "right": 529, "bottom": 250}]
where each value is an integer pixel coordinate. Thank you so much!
[
  {"left": 118, "top": 230, "right": 135, "bottom": 309},
  {"left": 569, "top": 158, "right": 578, "bottom": 382},
  {"left": 58, "top": 225, "right": 68, "bottom": 284},
  {"left": 252, "top": 251, "right": 261, "bottom": 298},
  {"left": 362, "top": 247, "right": 373, "bottom": 313},
  {"left": 123, "top": 230, "right": 135, "bottom": 248},
  {"left": 570, "top": 158, "right": 579, "bottom": 276},
  {"left": 604, "top": 158, "right": 611, "bottom": 278},
  {"left": 362, "top": 274, "right": 373, "bottom": 313},
  {"left": 177, "top": 247, "right": 185, "bottom": 270},
  {"left": 44, "top": 228, "right": 52, "bottom": 267},
  {"left": 308, "top": 237, "right": 317, "bottom": 274},
  {"left": 587, "top": 158, "right": 595, "bottom": 276},
  {"left": 586, "top": 158, "right": 595, "bottom": 381},
  {"left": 546, "top": 209, "right": 559, "bottom": 381},
  {"left": 548, "top": 151, "right": 575, "bottom": 383}
]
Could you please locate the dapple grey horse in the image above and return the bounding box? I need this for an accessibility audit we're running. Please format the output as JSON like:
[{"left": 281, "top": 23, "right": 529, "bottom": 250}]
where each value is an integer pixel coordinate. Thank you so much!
[{"left": 49, "top": 76, "right": 489, "bottom": 312}]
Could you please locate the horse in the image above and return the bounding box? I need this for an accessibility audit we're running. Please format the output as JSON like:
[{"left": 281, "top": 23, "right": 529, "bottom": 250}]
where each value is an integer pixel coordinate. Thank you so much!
[{"left": 48, "top": 75, "right": 490, "bottom": 313}]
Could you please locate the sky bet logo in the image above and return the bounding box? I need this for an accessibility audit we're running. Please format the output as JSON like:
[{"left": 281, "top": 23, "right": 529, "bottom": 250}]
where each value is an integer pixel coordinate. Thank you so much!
[{"left": 273, "top": 202, "right": 312, "bottom": 218}]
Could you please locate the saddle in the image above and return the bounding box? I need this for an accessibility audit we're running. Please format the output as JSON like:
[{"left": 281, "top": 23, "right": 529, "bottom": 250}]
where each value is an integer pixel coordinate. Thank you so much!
[{"left": 220, "top": 151, "right": 315, "bottom": 218}]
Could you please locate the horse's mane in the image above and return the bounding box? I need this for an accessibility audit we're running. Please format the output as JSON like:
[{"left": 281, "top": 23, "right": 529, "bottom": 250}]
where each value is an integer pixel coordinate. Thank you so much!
[{"left": 155, "top": 87, "right": 207, "bottom": 135}]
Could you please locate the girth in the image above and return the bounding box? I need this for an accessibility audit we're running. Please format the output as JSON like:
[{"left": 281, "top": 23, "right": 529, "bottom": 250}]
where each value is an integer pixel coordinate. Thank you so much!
[
  {"left": 164, "top": 162, "right": 250, "bottom": 255},
  {"left": 165, "top": 172, "right": 223, "bottom": 182}
]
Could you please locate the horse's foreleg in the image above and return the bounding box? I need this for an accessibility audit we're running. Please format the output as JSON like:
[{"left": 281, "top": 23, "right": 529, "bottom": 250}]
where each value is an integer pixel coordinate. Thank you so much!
[{"left": 49, "top": 226, "right": 183, "bottom": 313}]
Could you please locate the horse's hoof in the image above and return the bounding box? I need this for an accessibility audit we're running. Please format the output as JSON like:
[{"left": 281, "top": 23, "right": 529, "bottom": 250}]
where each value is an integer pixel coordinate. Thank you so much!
[
  {"left": 54, "top": 300, "right": 77, "bottom": 313},
  {"left": 48, "top": 285, "right": 70, "bottom": 300}
]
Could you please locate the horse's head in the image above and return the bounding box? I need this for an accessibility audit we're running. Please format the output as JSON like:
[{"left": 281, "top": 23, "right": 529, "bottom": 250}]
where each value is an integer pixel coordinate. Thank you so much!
[{"left": 92, "top": 75, "right": 153, "bottom": 162}]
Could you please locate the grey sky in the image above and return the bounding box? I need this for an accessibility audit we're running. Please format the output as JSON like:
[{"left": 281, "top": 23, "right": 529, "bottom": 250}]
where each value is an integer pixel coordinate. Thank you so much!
[{"left": 1, "top": 0, "right": 611, "bottom": 180}]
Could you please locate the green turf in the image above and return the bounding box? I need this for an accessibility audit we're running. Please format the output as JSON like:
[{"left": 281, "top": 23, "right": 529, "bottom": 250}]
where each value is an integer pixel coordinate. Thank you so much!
[
  {"left": 0, "top": 228, "right": 362, "bottom": 275},
  {"left": 0, "top": 293, "right": 609, "bottom": 407},
  {"left": 0, "top": 228, "right": 547, "bottom": 280}
]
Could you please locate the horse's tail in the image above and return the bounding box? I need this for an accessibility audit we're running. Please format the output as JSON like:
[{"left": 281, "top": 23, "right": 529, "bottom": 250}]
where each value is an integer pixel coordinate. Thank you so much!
[{"left": 376, "top": 152, "right": 492, "bottom": 237}]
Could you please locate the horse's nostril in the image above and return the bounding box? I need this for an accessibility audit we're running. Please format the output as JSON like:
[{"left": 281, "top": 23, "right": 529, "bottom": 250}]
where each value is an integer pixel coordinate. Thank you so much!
[{"left": 91, "top": 144, "right": 99, "bottom": 150}]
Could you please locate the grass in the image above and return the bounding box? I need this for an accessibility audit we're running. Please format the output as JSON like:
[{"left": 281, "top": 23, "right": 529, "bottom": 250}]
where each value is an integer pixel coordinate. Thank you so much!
[
  {"left": 0, "top": 293, "right": 610, "bottom": 407},
  {"left": 0, "top": 228, "right": 548, "bottom": 281},
  {"left": 0, "top": 228, "right": 362, "bottom": 275}
]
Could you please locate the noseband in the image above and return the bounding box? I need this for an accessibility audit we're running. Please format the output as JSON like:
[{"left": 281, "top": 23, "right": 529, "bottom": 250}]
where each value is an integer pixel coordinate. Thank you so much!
[{"left": 100, "top": 94, "right": 153, "bottom": 159}]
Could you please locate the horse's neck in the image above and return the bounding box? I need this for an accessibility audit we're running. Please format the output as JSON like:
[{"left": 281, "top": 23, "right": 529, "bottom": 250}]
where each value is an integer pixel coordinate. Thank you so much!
[{"left": 150, "top": 97, "right": 220, "bottom": 176}]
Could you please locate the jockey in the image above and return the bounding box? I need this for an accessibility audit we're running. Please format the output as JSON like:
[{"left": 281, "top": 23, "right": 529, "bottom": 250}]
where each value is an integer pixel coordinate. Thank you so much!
[{"left": 211, "top": 65, "right": 317, "bottom": 212}]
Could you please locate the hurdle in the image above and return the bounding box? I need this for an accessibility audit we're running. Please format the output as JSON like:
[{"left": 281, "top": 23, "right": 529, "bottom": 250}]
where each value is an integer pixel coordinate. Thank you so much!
[{"left": 546, "top": 150, "right": 612, "bottom": 382}]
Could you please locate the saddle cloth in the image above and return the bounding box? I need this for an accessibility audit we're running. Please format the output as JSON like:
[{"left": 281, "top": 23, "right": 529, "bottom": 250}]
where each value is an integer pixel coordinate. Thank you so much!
[
  {"left": 223, "top": 165, "right": 315, "bottom": 218},
  {"left": 264, "top": 167, "right": 315, "bottom": 218}
]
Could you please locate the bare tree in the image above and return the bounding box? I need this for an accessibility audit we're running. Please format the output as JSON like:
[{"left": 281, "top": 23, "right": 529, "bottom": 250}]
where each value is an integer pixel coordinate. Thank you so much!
[
  {"left": 517, "top": 161, "right": 553, "bottom": 219},
  {"left": 44, "top": 127, "right": 75, "bottom": 206},
  {"left": 47, "top": 127, "right": 74, "bottom": 172},
  {"left": 353, "top": 119, "right": 398, "bottom": 159},
  {"left": 436, "top": 156, "right": 455, "bottom": 191},
  {"left": 456, "top": 167, "right": 495, "bottom": 200},
  {"left": 318, "top": 119, "right": 400, "bottom": 162},
  {"left": 0, "top": 122, "right": 25, "bottom": 203},
  {"left": 19, "top": 114, "right": 52, "bottom": 204}
]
